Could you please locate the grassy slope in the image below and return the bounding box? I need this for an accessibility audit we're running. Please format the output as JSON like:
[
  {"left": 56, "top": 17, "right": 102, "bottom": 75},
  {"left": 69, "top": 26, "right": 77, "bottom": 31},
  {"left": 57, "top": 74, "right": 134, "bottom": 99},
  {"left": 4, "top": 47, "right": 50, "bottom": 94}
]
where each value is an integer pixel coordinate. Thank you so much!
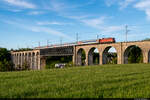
[{"left": 0, "top": 64, "right": 150, "bottom": 98}]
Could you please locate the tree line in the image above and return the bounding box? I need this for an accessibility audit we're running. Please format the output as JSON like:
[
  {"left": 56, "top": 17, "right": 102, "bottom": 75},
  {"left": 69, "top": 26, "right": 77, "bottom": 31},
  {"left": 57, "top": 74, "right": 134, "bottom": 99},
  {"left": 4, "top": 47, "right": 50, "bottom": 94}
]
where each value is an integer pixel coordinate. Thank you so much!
[{"left": 0, "top": 48, "right": 13, "bottom": 71}]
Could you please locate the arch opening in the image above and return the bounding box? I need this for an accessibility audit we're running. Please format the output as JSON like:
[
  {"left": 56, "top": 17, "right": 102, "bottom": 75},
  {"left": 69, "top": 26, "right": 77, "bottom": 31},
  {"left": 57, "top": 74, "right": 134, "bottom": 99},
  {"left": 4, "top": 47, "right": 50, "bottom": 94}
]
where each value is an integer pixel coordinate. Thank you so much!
[
  {"left": 77, "top": 48, "right": 86, "bottom": 66},
  {"left": 46, "top": 55, "right": 72, "bottom": 68},
  {"left": 88, "top": 48, "right": 99, "bottom": 65},
  {"left": 28, "top": 53, "right": 31, "bottom": 69},
  {"left": 148, "top": 50, "right": 150, "bottom": 63},
  {"left": 32, "top": 52, "right": 36, "bottom": 70},
  {"left": 124, "top": 45, "right": 143, "bottom": 64},
  {"left": 102, "top": 46, "right": 117, "bottom": 64}
]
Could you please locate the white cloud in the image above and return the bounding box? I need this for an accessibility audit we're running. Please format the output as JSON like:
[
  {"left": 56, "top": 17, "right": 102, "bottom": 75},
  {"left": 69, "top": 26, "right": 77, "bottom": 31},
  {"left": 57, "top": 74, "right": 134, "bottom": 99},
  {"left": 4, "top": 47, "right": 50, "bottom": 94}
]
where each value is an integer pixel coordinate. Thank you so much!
[
  {"left": 43, "top": 0, "right": 66, "bottom": 13},
  {"left": 3, "top": 0, "right": 36, "bottom": 9},
  {"left": 66, "top": 15, "right": 90, "bottom": 20},
  {"left": 7, "top": 9, "right": 22, "bottom": 12},
  {"left": 105, "top": 0, "right": 136, "bottom": 9},
  {"left": 37, "top": 22, "right": 62, "bottom": 25},
  {"left": 119, "top": 0, "right": 136, "bottom": 9},
  {"left": 29, "top": 26, "right": 72, "bottom": 40},
  {"left": 28, "top": 11, "right": 44, "bottom": 15},
  {"left": 105, "top": 0, "right": 150, "bottom": 21},
  {"left": 146, "top": 9, "right": 150, "bottom": 20},
  {"left": 134, "top": 0, "right": 150, "bottom": 8},
  {"left": 80, "top": 17, "right": 106, "bottom": 29},
  {"left": 100, "top": 26, "right": 123, "bottom": 33},
  {"left": 134, "top": 0, "right": 150, "bottom": 20},
  {"left": 3, "top": 19, "right": 73, "bottom": 40},
  {"left": 105, "top": 0, "right": 118, "bottom": 7},
  {"left": 79, "top": 16, "right": 123, "bottom": 33},
  {"left": 62, "top": 14, "right": 124, "bottom": 34},
  {"left": 36, "top": 21, "right": 72, "bottom": 26}
]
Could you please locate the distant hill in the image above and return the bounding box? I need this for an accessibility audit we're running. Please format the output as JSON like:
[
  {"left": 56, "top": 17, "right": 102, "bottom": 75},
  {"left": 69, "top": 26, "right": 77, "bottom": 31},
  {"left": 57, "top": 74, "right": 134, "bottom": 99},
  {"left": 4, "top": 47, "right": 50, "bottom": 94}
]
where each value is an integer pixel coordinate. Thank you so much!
[{"left": 142, "top": 38, "right": 150, "bottom": 41}]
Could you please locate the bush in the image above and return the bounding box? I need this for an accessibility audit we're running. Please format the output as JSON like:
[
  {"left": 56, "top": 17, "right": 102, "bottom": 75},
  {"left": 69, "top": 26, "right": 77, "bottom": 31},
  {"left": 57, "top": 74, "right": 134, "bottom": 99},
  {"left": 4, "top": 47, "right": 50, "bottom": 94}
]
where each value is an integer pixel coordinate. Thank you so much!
[
  {"left": 65, "top": 62, "right": 73, "bottom": 68},
  {"left": 0, "top": 61, "right": 5, "bottom": 71},
  {"left": 45, "top": 61, "right": 60, "bottom": 69},
  {"left": 0, "top": 59, "right": 14, "bottom": 72},
  {"left": 0, "top": 48, "right": 14, "bottom": 72},
  {"left": 22, "top": 61, "right": 30, "bottom": 70},
  {"left": 16, "top": 64, "right": 22, "bottom": 71}
]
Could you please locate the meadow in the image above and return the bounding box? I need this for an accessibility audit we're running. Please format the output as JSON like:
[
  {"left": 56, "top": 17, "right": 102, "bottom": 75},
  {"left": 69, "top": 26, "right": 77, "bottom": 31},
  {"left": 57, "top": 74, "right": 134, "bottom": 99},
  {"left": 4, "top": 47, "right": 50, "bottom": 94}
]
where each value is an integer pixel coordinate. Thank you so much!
[{"left": 1, "top": 64, "right": 150, "bottom": 98}]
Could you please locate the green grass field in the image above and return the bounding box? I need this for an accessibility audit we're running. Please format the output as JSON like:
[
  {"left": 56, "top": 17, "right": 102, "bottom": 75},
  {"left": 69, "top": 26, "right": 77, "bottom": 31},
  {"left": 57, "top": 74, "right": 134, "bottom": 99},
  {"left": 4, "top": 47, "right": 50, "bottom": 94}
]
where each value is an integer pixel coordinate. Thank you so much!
[{"left": 1, "top": 64, "right": 150, "bottom": 98}]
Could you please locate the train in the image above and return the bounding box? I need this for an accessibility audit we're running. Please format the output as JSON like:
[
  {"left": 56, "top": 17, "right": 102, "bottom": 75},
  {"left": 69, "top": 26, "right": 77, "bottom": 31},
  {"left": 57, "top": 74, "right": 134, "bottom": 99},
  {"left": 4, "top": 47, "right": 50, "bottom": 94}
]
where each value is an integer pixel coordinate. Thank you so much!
[
  {"left": 98, "top": 38, "right": 115, "bottom": 43},
  {"left": 77, "top": 38, "right": 116, "bottom": 45},
  {"left": 35, "top": 38, "right": 116, "bottom": 49}
]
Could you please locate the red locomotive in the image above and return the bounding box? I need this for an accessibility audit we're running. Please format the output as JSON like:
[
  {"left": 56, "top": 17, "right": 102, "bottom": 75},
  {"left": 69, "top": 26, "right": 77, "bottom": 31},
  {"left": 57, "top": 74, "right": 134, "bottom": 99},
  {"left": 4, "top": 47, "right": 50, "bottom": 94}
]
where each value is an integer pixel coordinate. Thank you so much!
[
  {"left": 77, "top": 38, "right": 115, "bottom": 45},
  {"left": 98, "top": 38, "right": 115, "bottom": 44}
]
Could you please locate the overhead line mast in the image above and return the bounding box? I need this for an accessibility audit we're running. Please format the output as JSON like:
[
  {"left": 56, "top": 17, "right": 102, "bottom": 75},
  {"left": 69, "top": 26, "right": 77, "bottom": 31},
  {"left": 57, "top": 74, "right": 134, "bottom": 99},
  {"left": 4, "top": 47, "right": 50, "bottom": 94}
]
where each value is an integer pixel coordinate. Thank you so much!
[
  {"left": 38, "top": 42, "right": 40, "bottom": 48},
  {"left": 97, "top": 34, "right": 99, "bottom": 40},
  {"left": 76, "top": 33, "right": 78, "bottom": 43},
  {"left": 125, "top": 25, "right": 128, "bottom": 43},
  {"left": 47, "top": 40, "right": 49, "bottom": 47},
  {"left": 125, "top": 25, "right": 130, "bottom": 45}
]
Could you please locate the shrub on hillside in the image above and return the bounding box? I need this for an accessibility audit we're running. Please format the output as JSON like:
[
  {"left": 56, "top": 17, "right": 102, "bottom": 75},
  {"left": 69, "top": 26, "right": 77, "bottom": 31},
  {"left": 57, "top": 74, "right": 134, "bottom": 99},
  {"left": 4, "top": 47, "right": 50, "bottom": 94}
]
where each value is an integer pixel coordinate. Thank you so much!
[
  {"left": 65, "top": 62, "right": 73, "bottom": 67},
  {"left": 0, "top": 48, "right": 14, "bottom": 72},
  {"left": 22, "top": 61, "right": 30, "bottom": 70},
  {"left": 0, "top": 59, "right": 14, "bottom": 71},
  {"left": 45, "top": 61, "right": 60, "bottom": 69}
]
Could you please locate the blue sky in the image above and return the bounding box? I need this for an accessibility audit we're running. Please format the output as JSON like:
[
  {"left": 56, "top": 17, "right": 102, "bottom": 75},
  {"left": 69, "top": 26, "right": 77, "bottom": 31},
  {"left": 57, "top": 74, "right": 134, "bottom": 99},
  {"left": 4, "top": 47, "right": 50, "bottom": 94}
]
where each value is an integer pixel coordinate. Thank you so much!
[{"left": 0, "top": 0, "right": 150, "bottom": 49}]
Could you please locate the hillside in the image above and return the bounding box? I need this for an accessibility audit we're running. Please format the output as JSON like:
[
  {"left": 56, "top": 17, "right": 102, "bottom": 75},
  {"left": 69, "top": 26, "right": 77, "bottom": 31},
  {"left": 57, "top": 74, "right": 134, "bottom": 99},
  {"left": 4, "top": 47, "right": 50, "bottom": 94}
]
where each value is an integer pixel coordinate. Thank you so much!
[{"left": 0, "top": 64, "right": 150, "bottom": 98}]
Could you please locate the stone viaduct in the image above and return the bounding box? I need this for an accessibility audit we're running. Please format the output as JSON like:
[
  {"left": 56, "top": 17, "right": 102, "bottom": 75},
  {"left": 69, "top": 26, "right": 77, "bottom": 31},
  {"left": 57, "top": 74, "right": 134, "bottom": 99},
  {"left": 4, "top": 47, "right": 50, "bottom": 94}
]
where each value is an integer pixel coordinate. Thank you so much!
[
  {"left": 11, "top": 50, "right": 41, "bottom": 70},
  {"left": 11, "top": 41, "right": 150, "bottom": 70}
]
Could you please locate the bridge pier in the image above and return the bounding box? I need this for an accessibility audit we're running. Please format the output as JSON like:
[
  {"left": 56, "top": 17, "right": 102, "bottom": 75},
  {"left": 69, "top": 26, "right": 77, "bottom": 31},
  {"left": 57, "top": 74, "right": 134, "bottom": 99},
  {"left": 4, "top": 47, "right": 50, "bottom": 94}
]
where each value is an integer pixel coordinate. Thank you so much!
[
  {"left": 37, "top": 54, "right": 40, "bottom": 70},
  {"left": 88, "top": 52, "right": 93, "bottom": 65},
  {"left": 99, "top": 52, "right": 103, "bottom": 65},
  {"left": 117, "top": 43, "right": 123, "bottom": 64},
  {"left": 85, "top": 53, "right": 88, "bottom": 66},
  {"left": 31, "top": 53, "right": 33, "bottom": 69},
  {"left": 143, "top": 49, "right": 149, "bottom": 63},
  {"left": 72, "top": 55, "right": 75, "bottom": 66},
  {"left": 40, "top": 57, "right": 46, "bottom": 69}
]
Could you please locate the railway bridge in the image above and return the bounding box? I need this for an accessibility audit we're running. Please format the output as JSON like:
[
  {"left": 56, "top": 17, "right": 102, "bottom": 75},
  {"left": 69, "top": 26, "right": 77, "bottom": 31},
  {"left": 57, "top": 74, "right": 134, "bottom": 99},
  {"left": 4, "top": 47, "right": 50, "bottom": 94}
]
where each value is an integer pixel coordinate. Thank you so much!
[{"left": 11, "top": 40, "right": 150, "bottom": 70}]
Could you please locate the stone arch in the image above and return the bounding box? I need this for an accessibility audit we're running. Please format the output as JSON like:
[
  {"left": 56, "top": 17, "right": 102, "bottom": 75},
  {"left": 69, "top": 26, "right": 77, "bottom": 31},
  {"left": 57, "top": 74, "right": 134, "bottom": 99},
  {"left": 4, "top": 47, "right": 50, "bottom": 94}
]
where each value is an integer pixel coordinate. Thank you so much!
[
  {"left": 15, "top": 53, "right": 17, "bottom": 65},
  {"left": 25, "top": 53, "right": 28, "bottom": 62},
  {"left": 36, "top": 51, "right": 40, "bottom": 55},
  {"left": 28, "top": 52, "right": 31, "bottom": 69},
  {"left": 17, "top": 53, "right": 19, "bottom": 65},
  {"left": 32, "top": 52, "right": 36, "bottom": 69},
  {"left": 124, "top": 45, "right": 143, "bottom": 64},
  {"left": 88, "top": 47, "right": 99, "bottom": 65},
  {"left": 102, "top": 46, "right": 118, "bottom": 64},
  {"left": 19, "top": 53, "right": 21, "bottom": 66},
  {"left": 22, "top": 53, "right": 24, "bottom": 66},
  {"left": 13, "top": 54, "right": 16, "bottom": 65},
  {"left": 77, "top": 48, "right": 86, "bottom": 66},
  {"left": 36, "top": 52, "right": 40, "bottom": 69}
]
